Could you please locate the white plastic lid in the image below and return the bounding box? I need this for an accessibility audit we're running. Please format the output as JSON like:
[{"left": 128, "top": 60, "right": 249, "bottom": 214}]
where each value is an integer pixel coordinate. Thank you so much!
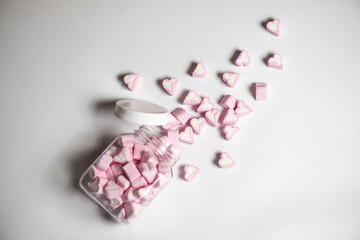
[{"left": 114, "top": 99, "right": 168, "bottom": 126}]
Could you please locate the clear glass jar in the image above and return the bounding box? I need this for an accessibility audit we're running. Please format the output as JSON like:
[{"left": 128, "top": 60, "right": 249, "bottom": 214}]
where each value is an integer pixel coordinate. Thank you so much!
[{"left": 79, "top": 125, "right": 181, "bottom": 223}]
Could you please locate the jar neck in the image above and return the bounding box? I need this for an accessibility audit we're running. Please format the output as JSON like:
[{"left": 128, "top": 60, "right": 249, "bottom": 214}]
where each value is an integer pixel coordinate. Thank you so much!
[{"left": 134, "top": 126, "right": 181, "bottom": 167}]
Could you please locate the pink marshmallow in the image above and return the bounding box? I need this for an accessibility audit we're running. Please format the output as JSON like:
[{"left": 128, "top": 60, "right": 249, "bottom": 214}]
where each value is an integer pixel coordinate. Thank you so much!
[
  {"left": 267, "top": 53, "right": 283, "bottom": 69},
  {"left": 172, "top": 108, "right": 191, "bottom": 125},
  {"left": 167, "top": 130, "right": 180, "bottom": 146},
  {"left": 218, "top": 152, "right": 236, "bottom": 168},
  {"left": 131, "top": 176, "right": 148, "bottom": 190},
  {"left": 222, "top": 126, "right": 240, "bottom": 140},
  {"left": 123, "top": 162, "right": 141, "bottom": 182},
  {"left": 136, "top": 185, "right": 154, "bottom": 201},
  {"left": 95, "top": 154, "right": 113, "bottom": 171},
  {"left": 220, "top": 109, "right": 238, "bottom": 125},
  {"left": 179, "top": 126, "right": 194, "bottom": 144},
  {"left": 109, "top": 196, "right": 123, "bottom": 209},
  {"left": 110, "top": 163, "right": 124, "bottom": 177},
  {"left": 104, "top": 180, "right": 123, "bottom": 199},
  {"left": 105, "top": 146, "right": 118, "bottom": 157},
  {"left": 254, "top": 83, "right": 268, "bottom": 101},
  {"left": 88, "top": 166, "right": 107, "bottom": 180},
  {"left": 153, "top": 173, "right": 171, "bottom": 188},
  {"left": 123, "top": 74, "right": 141, "bottom": 91},
  {"left": 88, "top": 177, "right": 108, "bottom": 194},
  {"left": 133, "top": 143, "right": 149, "bottom": 160},
  {"left": 235, "top": 49, "right": 251, "bottom": 67},
  {"left": 106, "top": 168, "right": 116, "bottom": 181},
  {"left": 219, "top": 95, "right": 237, "bottom": 109},
  {"left": 141, "top": 151, "right": 159, "bottom": 165},
  {"left": 182, "top": 90, "right": 201, "bottom": 105},
  {"left": 197, "top": 97, "right": 214, "bottom": 113},
  {"left": 235, "top": 100, "right": 252, "bottom": 117},
  {"left": 123, "top": 202, "right": 142, "bottom": 220},
  {"left": 122, "top": 187, "right": 139, "bottom": 203},
  {"left": 183, "top": 165, "right": 200, "bottom": 181},
  {"left": 205, "top": 108, "right": 220, "bottom": 127},
  {"left": 162, "top": 113, "right": 180, "bottom": 130},
  {"left": 162, "top": 77, "right": 178, "bottom": 96},
  {"left": 192, "top": 62, "right": 207, "bottom": 78},
  {"left": 189, "top": 117, "right": 206, "bottom": 135},
  {"left": 117, "top": 175, "right": 131, "bottom": 191},
  {"left": 222, "top": 72, "right": 240, "bottom": 88},
  {"left": 139, "top": 162, "right": 158, "bottom": 183},
  {"left": 158, "top": 161, "right": 172, "bottom": 175},
  {"left": 113, "top": 147, "right": 132, "bottom": 164},
  {"left": 266, "top": 18, "right": 281, "bottom": 36}
]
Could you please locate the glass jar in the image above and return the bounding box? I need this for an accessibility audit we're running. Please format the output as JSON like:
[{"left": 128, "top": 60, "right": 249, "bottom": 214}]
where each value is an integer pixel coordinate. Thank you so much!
[{"left": 79, "top": 100, "right": 181, "bottom": 223}]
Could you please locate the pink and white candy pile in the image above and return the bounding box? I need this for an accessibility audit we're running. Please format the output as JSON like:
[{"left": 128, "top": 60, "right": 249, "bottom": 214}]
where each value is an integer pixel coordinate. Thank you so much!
[{"left": 87, "top": 134, "right": 180, "bottom": 221}]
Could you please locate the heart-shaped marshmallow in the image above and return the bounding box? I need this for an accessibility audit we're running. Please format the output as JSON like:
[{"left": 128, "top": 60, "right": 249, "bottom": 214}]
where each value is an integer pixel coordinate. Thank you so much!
[
  {"left": 222, "top": 72, "right": 240, "bottom": 88},
  {"left": 182, "top": 90, "right": 201, "bottom": 105},
  {"left": 109, "top": 197, "right": 123, "bottom": 209},
  {"left": 220, "top": 109, "right": 238, "bottom": 125},
  {"left": 266, "top": 18, "right": 281, "bottom": 36},
  {"left": 267, "top": 53, "right": 283, "bottom": 69},
  {"left": 235, "top": 50, "right": 251, "bottom": 67},
  {"left": 114, "top": 148, "right": 132, "bottom": 164},
  {"left": 235, "top": 100, "right": 252, "bottom": 117},
  {"left": 197, "top": 97, "right": 214, "bottom": 113},
  {"left": 88, "top": 177, "right": 108, "bottom": 194},
  {"left": 162, "top": 113, "right": 180, "bottom": 130},
  {"left": 162, "top": 78, "right": 178, "bottom": 96},
  {"left": 104, "top": 180, "right": 123, "bottom": 199},
  {"left": 123, "top": 202, "right": 142, "bottom": 220},
  {"left": 190, "top": 117, "right": 206, "bottom": 135},
  {"left": 218, "top": 152, "right": 236, "bottom": 168},
  {"left": 205, "top": 108, "right": 220, "bottom": 127},
  {"left": 96, "top": 154, "right": 113, "bottom": 171},
  {"left": 136, "top": 185, "right": 153, "bottom": 201},
  {"left": 117, "top": 175, "right": 130, "bottom": 191},
  {"left": 139, "top": 162, "right": 157, "bottom": 183},
  {"left": 223, "top": 126, "right": 240, "bottom": 140},
  {"left": 179, "top": 126, "right": 194, "bottom": 144},
  {"left": 89, "top": 166, "right": 107, "bottom": 180},
  {"left": 124, "top": 74, "right": 141, "bottom": 91},
  {"left": 192, "top": 62, "right": 207, "bottom": 78},
  {"left": 219, "top": 95, "right": 237, "bottom": 109},
  {"left": 183, "top": 165, "right": 200, "bottom": 181},
  {"left": 111, "top": 164, "right": 124, "bottom": 177}
]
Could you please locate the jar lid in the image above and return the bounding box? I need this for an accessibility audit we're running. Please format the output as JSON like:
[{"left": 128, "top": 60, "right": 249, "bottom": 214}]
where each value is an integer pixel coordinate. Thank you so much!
[{"left": 114, "top": 99, "right": 169, "bottom": 126}]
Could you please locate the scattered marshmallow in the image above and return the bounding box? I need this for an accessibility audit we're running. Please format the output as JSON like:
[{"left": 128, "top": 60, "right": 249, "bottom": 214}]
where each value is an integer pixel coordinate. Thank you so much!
[
  {"left": 192, "top": 62, "right": 207, "bottom": 78},
  {"left": 123, "top": 74, "right": 141, "bottom": 91},
  {"left": 222, "top": 72, "right": 240, "bottom": 88},
  {"left": 179, "top": 126, "right": 195, "bottom": 144},
  {"left": 162, "top": 78, "right": 178, "bottom": 96},
  {"left": 220, "top": 109, "right": 238, "bottom": 125},
  {"left": 162, "top": 113, "right": 181, "bottom": 130},
  {"left": 205, "top": 108, "right": 220, "bottom": 127},
  {"left": 189, "top": 117, "right": 206, "bottom": 135},
  {"left": 235, "top": 50, "right": 251, "bottom": 67},
  {"left": 254, "top": 83, "right": 268, "bottom": 101},
  {"left": 218, "top": 152, "right": 236, "bottom": 168},
  {"left": 172, "top": 108, "right": 191, "bottom": 125},
  {"left": 182, "top": 90, "right": 201, "bottom": 105},
  {"left": 222, "top": 126, "right": 240, "bottom": 140},
  {"left": 197, "top": 97, "right": 214, "bottom": 113},
  {"left": 267, "top": 53, "right": 283, "bottom": 69},
  {"left": 219, "top": 95, "right": 237, "bottom": 109},
  {"left": 266, "top": 18, "right": 281, "bottom": 36},
  {"left": 235, "top": 100, "right": 252, "bottom": 117},
  {"left": 183, "top": 165, "right": 200, "bottom": 181}
]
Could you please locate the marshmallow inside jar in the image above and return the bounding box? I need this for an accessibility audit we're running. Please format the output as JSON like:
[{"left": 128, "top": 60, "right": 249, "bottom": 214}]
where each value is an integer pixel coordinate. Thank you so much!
[{"left": 79, "top": 99, "right": 182, "bottom": 223}]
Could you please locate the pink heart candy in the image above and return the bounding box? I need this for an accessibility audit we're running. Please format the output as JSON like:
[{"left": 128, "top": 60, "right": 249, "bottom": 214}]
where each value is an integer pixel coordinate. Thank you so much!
[
  {"left": 189, "top": 117, "right": 206, "bottom": 135},
  {"left": 235, "top": 100, "right": 252, "bottom": 117},
  {"left": 218, "top": 152, "right": 236, "bottom": 168},
  {"left": 197, "top": 97, "right": 214, "bottom": 113},
  {"left": 123, "top": 74, "right": 141, "bottom": 91},
  {"left": 267, "top": 53, "right": 283, "bottom": 69},
  {"left": 220, "top": 109, "right": 238, "bottom": 125},
  {"left": 266, "top": 18, "right": 281, "bottom": 36},
  {"left": 205, "top": 108, "right": 220, "bottom": 127},
  {"left": 182, "top": 90, "right": 201, "bottom": 105},
  {"left": 222, "top": 126, "right": 240, "bottom": 140},
  {"left": 192, "top": 62, "right": 207, "bottom": 78},
  {"left": 235, "top": 50, "right": 251, "bottom": 67},
  {"left": 162, "top": 78, "right": 178, "bottom": 96},
  {"left": 222, "top": 72, "right": 240, "bottom": 88},
  {"left": 179, "top": 126, "right": 194, "bottom": 144},
  {"left": 162, "top": 113, "right": 180, "bottom": 130},
  {"left": 183, "top": 165, "right": 200, "bottom": 181},
  {"left": 139, "top": 162, "right": 158, "bottom": 183}
]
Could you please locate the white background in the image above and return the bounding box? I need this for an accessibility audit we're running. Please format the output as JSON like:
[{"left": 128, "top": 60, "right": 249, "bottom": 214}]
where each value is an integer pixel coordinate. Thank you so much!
[{"left": 1, "top": 0, "right": 360, "bottom": 239}]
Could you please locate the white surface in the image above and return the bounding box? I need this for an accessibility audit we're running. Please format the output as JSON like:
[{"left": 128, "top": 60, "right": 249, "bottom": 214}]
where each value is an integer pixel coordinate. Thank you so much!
[{"left": 0, "top": 0, "right": 360, "bottom": 239}]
